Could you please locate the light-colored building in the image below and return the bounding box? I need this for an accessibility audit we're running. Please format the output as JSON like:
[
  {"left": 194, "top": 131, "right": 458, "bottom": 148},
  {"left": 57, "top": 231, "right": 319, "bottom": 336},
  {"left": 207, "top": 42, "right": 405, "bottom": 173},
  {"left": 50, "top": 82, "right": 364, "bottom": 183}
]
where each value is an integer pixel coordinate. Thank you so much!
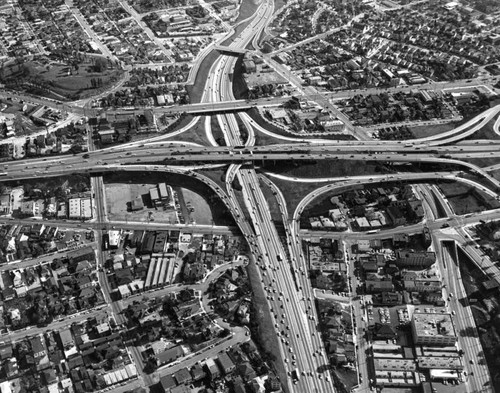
[
  {"left": 81, "top": 198, "right": 92, "bottom": 218},
  {"left": 411, "top": 312, "right": 457, "bottom": 346},
  {"left": 19, "top": 200, "right": 43, "bottom": 217},
  {"left": 69, "top": 198, "right": 81, "bottom": 218},
  {"left": 69, "top": 197, "right": 92, "bottom": 219},
  {"left": 109, "top": 230, "right": 120, "bottom": 248}
]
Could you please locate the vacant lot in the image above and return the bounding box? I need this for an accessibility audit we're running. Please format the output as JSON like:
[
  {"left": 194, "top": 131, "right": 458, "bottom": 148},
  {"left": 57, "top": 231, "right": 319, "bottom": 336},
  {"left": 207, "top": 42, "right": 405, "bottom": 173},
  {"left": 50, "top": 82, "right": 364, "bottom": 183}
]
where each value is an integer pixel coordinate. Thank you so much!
[
  {"left": 438, "top": 182, "right": 500, "bottom": 215},
  {"left": 409, "top": 122, "right": 457, "bottom": 139},
  {"left": 165, "top": 116, "right": 211, "bottom": 146},
  {"left": 465, "top": 113, "right": 500, "bottom": 141},
  {"left": 105, "top": 183, "right": 178, "bottom": 223},
  {"left": 104, "top": 172, "right": 233, "bottom": 226},
  {"left": 181, "top": 188, "right": 213, "bottom": 225}
]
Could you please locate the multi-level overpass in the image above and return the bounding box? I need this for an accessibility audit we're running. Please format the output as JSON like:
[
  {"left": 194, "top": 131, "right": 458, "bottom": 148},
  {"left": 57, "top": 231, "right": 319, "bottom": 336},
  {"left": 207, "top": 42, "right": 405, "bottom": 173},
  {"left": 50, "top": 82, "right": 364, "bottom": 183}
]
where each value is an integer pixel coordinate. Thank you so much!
[{"left": 2, "top": 0, "right": 500, "bottom": 391}]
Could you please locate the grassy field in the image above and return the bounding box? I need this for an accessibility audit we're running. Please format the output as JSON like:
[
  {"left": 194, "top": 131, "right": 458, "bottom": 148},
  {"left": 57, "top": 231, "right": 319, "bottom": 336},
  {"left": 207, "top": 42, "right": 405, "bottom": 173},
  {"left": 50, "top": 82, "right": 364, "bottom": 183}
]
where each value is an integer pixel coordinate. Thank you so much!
[
  {"left": 464, "top": 157, "right": 500, "bottom": 168},
  {"left": 259, "top": 174, "right": 324, "bottom": 219},
  {"left": 491, "top": 169, "right": 500, "bottom": 181},
  {"left": 258, "top": 159, "right": 382, "bottom": 218},
  {"left": 232, "top": 56, "right": 248, "bottom": 99},
  {"left": 210, "top": 115, "right": 227, "bottom": 145},
  {"left": 408, "top": 122, "right": 457, "bottom": 139},
  {"left": 258, "top": 178, "right": 283, "bottom": 222},
  {"left": 5, "top": 60, "right": 123, "bottom": 101},
  {"left": 221, "top": 18, "right": 255, "bottom": 47},
  {"left": 197, "top": 168, "right": 228, "bottom": 191},
  {"left": 261, "top": 159, "right": 381, "bottom": 179},
  {"left": 253, "top": 126, "right": 286, "bottom": 146},
  {"left": 186, "top": 50, "right": 219, "bottom": 103},
  {"left": 234, "top": 0, "right": 260, "bottom": 24},
  {"left": 465, "top": 113, "right": 500, "bottom": 141},
  {"left": 438, "top": 182, "right": 500, "bottom": 215},
  {"left": 165, "top": 116, "right": 212, "bottom": 146}
]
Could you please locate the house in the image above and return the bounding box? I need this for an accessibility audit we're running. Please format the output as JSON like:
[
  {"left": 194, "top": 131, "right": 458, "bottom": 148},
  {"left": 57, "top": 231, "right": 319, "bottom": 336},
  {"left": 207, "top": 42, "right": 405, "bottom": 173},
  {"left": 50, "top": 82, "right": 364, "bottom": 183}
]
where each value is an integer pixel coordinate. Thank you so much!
[
  {"left": 190, "top": 364, "right": 206, "bottom": 381},
  {"left": 173, "top": 368, "right": 192, "bottom": 385},
  {"left": 77, "top": 276, "right": 92, "bottom": 289},
  {"left": 157, "top": 346, "right": 183, "bottom": 366},
  {"left": 0, "top": 193, "right": 11, "bottom": 215},
  {"left": 373, "top": 323, "right": 397, "bottom": 340},
  {"left": 19, "top": 200, "right": 43, "bottom": 217},
  {"left": 237, "top": 362, "right": 256, "bottom": 381},
  {"left": 366, "top": 274, "right": 394, "bottom": 293},
  {"left": 30, "top": 336, "right": 47, "bottom": 359},
  {"left": 67, "top": 246, "right": 95, "bottom": 263},
  {"left": 386, "top": 206, "right": 406, "bottom": 226},
  {"left": 204, "top": 358, "right": 220, "bottom": 379},
  {"left": 159, "top": 375, "right": 176, "bottom": 393},
  {"left": 58, "top": 328, "right": 74, "bottom": 349},
  {"left": 243, "top": 60, "right": 256, "bottom": 73},
  {"left": 217, "top": 352, "right": 236, "bottom": 375}
]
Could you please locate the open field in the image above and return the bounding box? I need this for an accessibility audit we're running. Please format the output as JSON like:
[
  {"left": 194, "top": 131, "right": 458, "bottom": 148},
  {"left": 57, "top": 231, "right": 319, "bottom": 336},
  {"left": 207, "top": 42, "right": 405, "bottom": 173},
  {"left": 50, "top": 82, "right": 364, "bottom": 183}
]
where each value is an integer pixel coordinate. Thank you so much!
[
  {"left": 103, "top": 172, "right": 233, "bottom": 226},
  {"left": 105, "top": 183, "right": 178, "bottom": 223},
  {"left": 186, "top": 50, "right": 219, "bottom": 103},
  {"left": 210, "top": 115, "right": 227, "bottom": 145},
  {"left": 4, "top": 60, "right": 123, "bottom": 101},
  {"left": 258, "top": 178, "right": 282, "bottom": 222},
  {"left": 197, "top": 168, "right": 228, "bottom": 191},
  {"left": 438, "top": 182, "right": 500, "bottom": 215},
  {"left": 408, "top": 122, "right": 457, "bottom": 139},
  {"left": 235, "top": 0, "right": 260, "bottom": 24},
  {"left": 491, "top": 169, "right": 500, "bottom": 181},
  {"left": 253, "top": 126, "right": 286, "bottom": 145},
  {"left": 261, "top": 159, "right": 381, "bottom": 179},
  {"left": 232, "top": 56, "right": 248, "bottom": 99},
  {"left": 164, "top": 116, "right": 212, "bottom": 146},
  {"left": 465, "top": 157, "right": 500, "bottom": 168},
  {"left": 259, "top": 174, "right": 322, "bottom": 219},
  {"left": 465, "top": 113, "right": 500, "bottom": 141},
  {"left": 181, "top": 188, "right": 213, "bottom": 225}
]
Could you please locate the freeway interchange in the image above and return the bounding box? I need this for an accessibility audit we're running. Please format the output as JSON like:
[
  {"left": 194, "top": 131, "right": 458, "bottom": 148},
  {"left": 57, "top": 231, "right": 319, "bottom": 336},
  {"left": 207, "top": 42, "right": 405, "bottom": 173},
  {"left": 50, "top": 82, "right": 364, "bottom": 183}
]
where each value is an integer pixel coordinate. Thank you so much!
[{"left": 1, "top": 0, "right": 500, "bottom": 393}]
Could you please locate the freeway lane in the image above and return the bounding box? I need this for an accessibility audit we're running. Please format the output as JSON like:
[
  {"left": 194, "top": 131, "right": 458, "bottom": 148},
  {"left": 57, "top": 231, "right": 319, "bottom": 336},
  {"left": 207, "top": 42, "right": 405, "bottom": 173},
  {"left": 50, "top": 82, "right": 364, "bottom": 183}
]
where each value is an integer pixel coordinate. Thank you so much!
[
  {"left": 2, "top": 149, "right": 500, "bottom": 195},
  {"left": 205, "top": 0, "right": 339, "bottom": 389}
]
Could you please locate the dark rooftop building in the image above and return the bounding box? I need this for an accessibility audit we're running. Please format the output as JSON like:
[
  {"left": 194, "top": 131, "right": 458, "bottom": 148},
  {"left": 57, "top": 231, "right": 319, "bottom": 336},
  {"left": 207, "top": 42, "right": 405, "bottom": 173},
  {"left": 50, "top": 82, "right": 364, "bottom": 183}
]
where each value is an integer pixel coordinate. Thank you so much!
[{"left": 159, "top": 374, "right": 176, "bottom": 393}]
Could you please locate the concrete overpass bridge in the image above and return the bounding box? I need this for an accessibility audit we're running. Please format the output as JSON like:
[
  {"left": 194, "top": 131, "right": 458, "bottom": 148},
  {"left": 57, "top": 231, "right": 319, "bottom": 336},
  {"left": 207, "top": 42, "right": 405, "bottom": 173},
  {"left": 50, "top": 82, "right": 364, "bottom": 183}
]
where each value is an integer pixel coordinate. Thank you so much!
[{"left": 213, "top": 45, "right": 248, "bottom": 55}]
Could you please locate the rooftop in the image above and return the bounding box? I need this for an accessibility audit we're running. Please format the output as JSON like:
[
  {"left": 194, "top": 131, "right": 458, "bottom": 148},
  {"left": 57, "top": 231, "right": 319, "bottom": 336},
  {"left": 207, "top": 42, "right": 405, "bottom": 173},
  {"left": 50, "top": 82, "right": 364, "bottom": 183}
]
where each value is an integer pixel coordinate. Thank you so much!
[{"left": 412, "top": 312, "right": 456, "bottom": 338}]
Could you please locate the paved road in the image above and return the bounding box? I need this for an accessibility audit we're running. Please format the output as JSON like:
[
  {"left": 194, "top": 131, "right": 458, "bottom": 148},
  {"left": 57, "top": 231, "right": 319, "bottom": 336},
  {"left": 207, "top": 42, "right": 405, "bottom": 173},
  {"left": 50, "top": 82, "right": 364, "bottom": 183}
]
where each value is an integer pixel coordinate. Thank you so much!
[{"left": 0, "top": 242, "right": 97, "bottom": 272}]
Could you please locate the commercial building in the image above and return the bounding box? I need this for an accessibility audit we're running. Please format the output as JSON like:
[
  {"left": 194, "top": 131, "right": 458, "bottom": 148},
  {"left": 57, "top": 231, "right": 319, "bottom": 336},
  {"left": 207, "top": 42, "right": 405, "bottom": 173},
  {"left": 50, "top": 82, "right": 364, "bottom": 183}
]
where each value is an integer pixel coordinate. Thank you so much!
[
  {"left": 395, "top": 250, "right": 436, "bottom": 268},
  {"left": 68, "top": 197, "right": 93, "bottom": 219},
  {"left": 411, "top": 312, "right": 457, "bottom": 346}
]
